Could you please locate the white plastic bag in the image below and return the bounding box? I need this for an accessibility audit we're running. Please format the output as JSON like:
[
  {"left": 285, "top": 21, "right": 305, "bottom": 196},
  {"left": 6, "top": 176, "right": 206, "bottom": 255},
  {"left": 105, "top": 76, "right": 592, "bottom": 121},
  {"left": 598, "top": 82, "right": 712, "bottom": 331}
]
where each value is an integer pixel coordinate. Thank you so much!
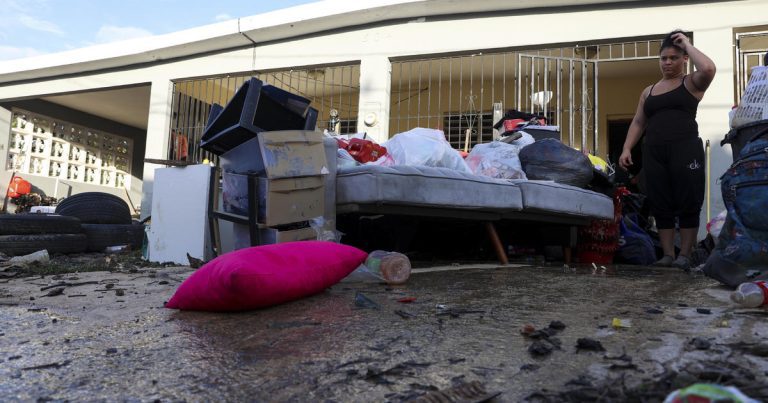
[
  {"left": 465, "top": 141, "right": 527, "bottom": 180},
  {"left": 383, "top": 128, "right": 471, "bottom": 172},
  {"left": 732, "top": 66, "right": 768, "bottom": 128},
  {"left": 512, "top": 131, "right": 536, "bottom": 148},
  {"left": 336, "top": 148, "right": 359, "bottom": 169}
]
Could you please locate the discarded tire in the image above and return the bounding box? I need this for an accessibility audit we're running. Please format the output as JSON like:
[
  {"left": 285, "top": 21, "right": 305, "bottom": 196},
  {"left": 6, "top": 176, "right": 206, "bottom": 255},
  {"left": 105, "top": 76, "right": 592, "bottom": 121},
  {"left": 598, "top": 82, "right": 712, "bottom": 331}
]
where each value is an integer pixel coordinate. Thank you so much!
[
  {"left": 0, "top": 233, "right": 87, "bottom": 256},
  {"left": 81, "top": 223, "right": 145, "bottom": 252},
  {"left": 0, "top": 214, "right": 82, "bottom": 235},
  {"left": 55, "top": 192, "right": 132, "bottom": 225}
]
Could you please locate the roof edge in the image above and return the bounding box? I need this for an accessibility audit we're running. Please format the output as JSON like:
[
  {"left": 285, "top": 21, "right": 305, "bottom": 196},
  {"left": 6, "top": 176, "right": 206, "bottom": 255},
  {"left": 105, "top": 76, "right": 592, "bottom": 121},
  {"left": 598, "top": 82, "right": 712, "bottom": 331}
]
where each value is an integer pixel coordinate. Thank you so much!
[{"left": 0, "top": 0, "right": 644, "bottom": 85}]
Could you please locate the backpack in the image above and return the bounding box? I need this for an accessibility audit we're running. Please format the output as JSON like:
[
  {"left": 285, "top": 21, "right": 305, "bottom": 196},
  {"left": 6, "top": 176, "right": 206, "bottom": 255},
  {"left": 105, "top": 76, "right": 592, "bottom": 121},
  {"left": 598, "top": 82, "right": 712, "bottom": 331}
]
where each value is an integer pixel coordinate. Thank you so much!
[
  {"left": 703, "top": 126, "right": 768, "bottom": 287},
  {"left": 616, "top": 213, "right": 657, "bottom": 265}
]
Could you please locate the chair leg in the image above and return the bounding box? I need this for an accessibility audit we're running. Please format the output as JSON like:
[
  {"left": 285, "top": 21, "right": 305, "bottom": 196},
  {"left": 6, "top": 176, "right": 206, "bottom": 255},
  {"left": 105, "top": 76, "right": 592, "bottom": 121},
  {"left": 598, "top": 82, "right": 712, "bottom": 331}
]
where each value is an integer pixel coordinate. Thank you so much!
[{"left": 485, "top": 222, "right": 508, "bottom": 265}]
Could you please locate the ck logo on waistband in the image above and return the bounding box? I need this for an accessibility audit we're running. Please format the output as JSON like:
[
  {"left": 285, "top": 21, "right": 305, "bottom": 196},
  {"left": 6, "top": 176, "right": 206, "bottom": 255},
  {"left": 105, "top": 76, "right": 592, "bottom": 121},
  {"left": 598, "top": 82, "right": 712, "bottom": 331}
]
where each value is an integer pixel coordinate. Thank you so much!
[{"left": 688, "top": 159, "right": 701, "bottom": 170}]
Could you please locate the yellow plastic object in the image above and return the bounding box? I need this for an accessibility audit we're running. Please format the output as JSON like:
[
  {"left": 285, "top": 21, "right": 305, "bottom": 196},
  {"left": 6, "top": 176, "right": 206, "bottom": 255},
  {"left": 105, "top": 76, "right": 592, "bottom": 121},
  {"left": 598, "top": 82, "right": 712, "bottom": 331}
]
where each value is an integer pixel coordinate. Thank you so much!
[
  {"left": 588, "top": 154, "right": 609, "bottom": 173},
  {"left": 612, "top": 317, "right": 632, "bottom": 329}
]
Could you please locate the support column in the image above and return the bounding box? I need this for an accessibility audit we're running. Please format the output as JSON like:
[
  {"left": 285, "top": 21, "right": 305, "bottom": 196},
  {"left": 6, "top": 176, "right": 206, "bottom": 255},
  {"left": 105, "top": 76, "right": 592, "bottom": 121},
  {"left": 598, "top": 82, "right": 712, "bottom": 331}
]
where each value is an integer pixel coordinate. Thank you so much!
[
  {"left": 0, "top": 107, "right": 12, "bottom": 198},
  {"left": 139, "top": 79, "right": 174, "bottom": 220},
  {"left": 357, "top": 56, "right": 392, "bottom": 144},
  {"left": 694, "top": 28, "right": 733, "bottom": 238}
]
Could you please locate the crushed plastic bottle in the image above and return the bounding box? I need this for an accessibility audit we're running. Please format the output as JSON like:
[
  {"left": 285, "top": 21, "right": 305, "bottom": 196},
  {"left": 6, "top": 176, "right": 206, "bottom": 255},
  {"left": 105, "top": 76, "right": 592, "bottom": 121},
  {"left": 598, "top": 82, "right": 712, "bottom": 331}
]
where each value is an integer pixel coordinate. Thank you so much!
[
  {"left": 730, "top": 280, "right": 768, "bottom": 308},
  {"left": 8, "top": 249, "right": 49, "bottom": 265},
  {"left": 365, "top": 250, "right": 411, "bottom": 285}
]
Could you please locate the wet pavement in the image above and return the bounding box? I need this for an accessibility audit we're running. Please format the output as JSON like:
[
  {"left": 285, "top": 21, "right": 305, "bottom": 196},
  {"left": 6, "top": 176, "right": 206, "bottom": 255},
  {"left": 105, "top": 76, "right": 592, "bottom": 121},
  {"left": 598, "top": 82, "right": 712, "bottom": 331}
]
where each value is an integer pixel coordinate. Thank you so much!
[{"left": 1, "top": 263, "right": 767, "bottom": 401}]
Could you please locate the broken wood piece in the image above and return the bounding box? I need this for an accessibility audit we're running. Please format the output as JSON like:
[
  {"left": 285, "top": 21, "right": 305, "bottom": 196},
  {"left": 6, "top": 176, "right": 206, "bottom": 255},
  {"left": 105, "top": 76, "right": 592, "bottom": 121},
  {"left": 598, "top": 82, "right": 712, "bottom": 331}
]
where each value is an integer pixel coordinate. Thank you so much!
[{"left": 143, "top": 158, "right": 199, "bottom": 167}]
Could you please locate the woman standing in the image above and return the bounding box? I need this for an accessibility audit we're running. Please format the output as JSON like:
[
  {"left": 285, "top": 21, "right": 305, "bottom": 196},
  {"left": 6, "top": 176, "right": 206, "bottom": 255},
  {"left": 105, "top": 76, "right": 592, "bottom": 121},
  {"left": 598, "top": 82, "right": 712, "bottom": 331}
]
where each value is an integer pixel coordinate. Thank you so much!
[{"left": 619, "top": 30, "right": 716, "bottom": 270}]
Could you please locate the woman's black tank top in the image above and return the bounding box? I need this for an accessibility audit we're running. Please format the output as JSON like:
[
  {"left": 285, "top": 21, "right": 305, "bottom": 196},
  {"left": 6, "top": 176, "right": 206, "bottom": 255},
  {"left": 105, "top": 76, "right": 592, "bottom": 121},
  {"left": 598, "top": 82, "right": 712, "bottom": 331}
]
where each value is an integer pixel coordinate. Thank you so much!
[{"left": 643, "top": 76, "right": 700, "bottom": 145}]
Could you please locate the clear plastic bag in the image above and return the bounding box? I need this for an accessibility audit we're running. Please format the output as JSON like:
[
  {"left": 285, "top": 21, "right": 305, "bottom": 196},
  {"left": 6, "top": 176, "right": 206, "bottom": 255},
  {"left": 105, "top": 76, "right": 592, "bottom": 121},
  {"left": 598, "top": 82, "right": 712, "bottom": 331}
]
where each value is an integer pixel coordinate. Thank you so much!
[
  {"left": 511, "top": 130, "right": 536, "bottom": 148},
  {"left": 465, "top": 141, "right": 527, "bottom": 180},
  {"left": 706, "top": 210, "right": 727, "bottom": 245},
  {"left": 383, "top": 128, "right": 471, "bottom": 172},
  {"left": 309, "top": 217, "right": 343, "bottom": 243}
]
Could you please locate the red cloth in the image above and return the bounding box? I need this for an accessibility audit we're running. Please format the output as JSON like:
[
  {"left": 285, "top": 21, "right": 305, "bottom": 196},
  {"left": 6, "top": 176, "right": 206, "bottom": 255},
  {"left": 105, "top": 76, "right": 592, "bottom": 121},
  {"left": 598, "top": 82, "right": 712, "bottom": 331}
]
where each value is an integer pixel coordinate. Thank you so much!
[
  {"left": 165, "top": 241, "right": 367, "bottom": 312},
  {"left": 7, "top": 176, "right": 31, "bottom": 198}
]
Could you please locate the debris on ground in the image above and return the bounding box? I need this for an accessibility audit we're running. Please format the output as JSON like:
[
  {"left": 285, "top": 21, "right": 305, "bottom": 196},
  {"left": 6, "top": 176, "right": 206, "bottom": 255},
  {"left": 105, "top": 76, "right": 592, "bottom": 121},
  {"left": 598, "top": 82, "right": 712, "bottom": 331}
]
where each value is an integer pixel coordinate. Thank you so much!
[
  {"left": 355, "top": 292, "right": 381, "bottom": 309},
  {"left": 0, "top": 250, "right": 167, "bottom": 277},
  {"left": 394, "top": 309, "right": 415, "bottom": 319},
  {"left": 186, "top": 253, "right": 205, "bottom": 269},
  {"left": 41, "top": 287, "right": 65, "bottom": 297},
  {"left": 411, "top": 380, "right": 501, "bottom": 402},
  {"left": 612, "top": 317, "right": 632, "bottom": 329},
  {"left": 529, "top": 341, "right": 555, "bottom": 357},
  {"left": 576, "top": 338, "right": 605, "bottom": 352},
  {"left": 2, "top": 263, "right": 766, "bottom": 401},
  {"left": 548, "top": 320, "right": 566, "bottom": 330},
  {"left": 6, "top": 250, "right": 50, "bottom": 267},
  {"left": 690, "top": 337, "right": 712, "bottom": 350}
]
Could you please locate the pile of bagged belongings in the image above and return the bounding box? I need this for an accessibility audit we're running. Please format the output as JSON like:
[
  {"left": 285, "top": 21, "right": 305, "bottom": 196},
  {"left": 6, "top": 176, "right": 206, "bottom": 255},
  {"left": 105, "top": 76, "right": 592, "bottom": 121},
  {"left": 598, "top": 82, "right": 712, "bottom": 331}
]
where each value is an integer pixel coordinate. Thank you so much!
[{"left": 331, "top": 109, "right": 612, "bottom": 194}]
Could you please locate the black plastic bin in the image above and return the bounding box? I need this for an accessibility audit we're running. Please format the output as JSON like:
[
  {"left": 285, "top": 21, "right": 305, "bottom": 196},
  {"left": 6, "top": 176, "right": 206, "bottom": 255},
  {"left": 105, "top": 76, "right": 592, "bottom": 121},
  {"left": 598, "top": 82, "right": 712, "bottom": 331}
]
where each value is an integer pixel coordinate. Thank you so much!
[
  {"left": 721, "top": 119, "right": 768, "bottom": 162},
  {"left": 521, "top": 127, "right": 561, "bottom": 142},
  {"left": 200, "top": 77, "right": 318, "bottom": 155}
]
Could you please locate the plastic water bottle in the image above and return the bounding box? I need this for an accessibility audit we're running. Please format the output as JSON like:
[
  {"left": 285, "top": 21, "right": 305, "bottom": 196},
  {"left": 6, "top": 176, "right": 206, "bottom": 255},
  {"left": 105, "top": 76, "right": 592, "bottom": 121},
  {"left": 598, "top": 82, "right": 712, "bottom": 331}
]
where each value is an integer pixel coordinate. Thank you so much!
[
  {"left": 365, "top": 250, "right": 412, "bottom": 285},
  {"left": 730, "top": 280, "right": 768, "bottom": 308}
]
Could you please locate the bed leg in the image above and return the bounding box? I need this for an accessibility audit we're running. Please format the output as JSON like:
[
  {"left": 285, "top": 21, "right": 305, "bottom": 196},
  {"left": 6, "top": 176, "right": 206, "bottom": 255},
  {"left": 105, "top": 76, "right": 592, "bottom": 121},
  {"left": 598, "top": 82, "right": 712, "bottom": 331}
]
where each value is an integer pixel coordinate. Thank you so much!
[
  {"left": 561, "top": 225, "right": 577, "bottom": 265},
  {"left": 485, "top": 222, "right": 508, "bottom": 265}
]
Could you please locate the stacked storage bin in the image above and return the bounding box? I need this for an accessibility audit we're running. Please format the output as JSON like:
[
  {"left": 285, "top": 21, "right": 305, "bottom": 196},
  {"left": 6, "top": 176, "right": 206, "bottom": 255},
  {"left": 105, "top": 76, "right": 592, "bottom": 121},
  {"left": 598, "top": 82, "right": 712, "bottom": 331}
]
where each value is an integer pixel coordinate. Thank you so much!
[
  {"left": 218, "top": 131, "right": 328, "bottom": 249},
  {"left": 201, "top": 77, "right": 328, "bottom": 251}
]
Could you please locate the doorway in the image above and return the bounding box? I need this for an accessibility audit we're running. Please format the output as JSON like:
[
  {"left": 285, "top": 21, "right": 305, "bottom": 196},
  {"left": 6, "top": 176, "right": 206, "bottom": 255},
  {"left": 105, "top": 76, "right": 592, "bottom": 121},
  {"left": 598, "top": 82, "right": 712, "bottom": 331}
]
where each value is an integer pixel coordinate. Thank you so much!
[{"left": 608, "top": 118, "right": 643, "bottom": 190}]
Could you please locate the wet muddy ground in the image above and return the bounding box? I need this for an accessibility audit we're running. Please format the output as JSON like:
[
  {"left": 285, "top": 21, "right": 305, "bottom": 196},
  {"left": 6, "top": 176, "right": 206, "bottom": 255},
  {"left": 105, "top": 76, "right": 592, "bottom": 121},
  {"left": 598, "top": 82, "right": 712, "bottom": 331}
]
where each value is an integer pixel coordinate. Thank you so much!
[{"left": 1, "top": 260, "right": 767, "bottom": 402}]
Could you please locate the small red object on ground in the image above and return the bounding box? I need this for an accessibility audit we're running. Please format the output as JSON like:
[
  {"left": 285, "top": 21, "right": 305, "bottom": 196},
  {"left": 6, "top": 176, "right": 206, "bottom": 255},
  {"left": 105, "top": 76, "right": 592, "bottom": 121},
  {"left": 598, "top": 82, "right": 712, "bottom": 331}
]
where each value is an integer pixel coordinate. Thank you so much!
[
  {"left": 397, "top": 297, "right": 417, "bottom": 303},
  {"left": 7, "top": 176, "right": 31, "bottom": 198}
]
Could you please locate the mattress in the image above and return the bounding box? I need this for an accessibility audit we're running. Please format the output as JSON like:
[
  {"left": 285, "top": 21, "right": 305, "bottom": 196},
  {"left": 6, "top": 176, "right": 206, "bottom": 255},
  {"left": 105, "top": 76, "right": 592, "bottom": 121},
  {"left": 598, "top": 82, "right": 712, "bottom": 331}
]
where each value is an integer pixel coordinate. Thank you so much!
[
  {"left": 511, "top": 180, "right": 614, "bottom": 220},
  {"left": 336, "top": 164, "right": 523, "bottom": 210},
  {"left": 335, "top": 164, "right": 613, "bottom": 221}
]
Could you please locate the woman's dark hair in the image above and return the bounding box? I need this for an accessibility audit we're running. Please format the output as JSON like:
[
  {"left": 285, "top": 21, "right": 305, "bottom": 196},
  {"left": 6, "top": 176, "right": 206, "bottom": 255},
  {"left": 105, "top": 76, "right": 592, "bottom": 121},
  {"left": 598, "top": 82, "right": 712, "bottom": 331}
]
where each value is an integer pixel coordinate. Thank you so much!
[{"left": 660, "top": 29, "right": 687, "bottom": 55}]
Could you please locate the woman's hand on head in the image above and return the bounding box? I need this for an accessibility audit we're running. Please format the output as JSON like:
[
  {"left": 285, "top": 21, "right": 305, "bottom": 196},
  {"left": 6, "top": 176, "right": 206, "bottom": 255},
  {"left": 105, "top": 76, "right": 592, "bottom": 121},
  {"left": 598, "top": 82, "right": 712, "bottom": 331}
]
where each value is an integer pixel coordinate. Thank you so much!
[{"left": 672, "top": 32, "right": 691, "bottom": 50}]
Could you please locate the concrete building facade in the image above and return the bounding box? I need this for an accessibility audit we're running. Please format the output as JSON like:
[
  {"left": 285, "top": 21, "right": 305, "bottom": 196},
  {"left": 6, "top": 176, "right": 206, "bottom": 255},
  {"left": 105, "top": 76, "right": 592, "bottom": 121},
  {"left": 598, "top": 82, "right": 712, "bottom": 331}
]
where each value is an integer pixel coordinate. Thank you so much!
[{"left": 0, "top": 0, "right": 766, "bottom": 232}]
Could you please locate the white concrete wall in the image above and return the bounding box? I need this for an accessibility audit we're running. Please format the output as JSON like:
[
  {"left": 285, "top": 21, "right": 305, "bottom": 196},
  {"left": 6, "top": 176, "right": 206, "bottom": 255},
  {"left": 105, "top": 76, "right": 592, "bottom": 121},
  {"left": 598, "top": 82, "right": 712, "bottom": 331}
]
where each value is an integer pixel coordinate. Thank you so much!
[
  {"left": 0, "top": 0, "right": 766, "bottom": 227},
  {"left": 0, "top": 106, "right": 11, "bottom": 208}
]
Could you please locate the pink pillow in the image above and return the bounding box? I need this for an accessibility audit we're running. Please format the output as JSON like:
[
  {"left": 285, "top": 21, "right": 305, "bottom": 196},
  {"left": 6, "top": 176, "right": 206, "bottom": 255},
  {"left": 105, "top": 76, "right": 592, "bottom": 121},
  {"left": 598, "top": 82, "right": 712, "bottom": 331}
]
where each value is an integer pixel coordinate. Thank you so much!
[{"left": 166, "top": 241, "right": 367, "bottom": 312}]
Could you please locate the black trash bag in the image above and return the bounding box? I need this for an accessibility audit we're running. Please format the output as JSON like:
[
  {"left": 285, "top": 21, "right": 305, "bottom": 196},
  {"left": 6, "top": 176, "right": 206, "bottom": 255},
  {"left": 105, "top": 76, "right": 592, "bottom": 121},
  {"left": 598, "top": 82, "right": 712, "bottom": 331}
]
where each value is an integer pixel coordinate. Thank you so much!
[{"left": 519, "top": 138, "right": 593, "bottom": 188}]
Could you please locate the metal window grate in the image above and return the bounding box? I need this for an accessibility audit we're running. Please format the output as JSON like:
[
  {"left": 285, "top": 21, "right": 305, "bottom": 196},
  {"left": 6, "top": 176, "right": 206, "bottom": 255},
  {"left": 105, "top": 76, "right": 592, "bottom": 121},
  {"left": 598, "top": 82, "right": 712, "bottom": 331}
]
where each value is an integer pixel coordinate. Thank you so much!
[
  {"left": 169, "top": 64, "right": 360, "bottom": 163},
  {"left": 389, "top": 39, "right": 662, "bottom": 152},
  {"left": 735, "top": 30, "right": 768, "bottom": 103}
]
